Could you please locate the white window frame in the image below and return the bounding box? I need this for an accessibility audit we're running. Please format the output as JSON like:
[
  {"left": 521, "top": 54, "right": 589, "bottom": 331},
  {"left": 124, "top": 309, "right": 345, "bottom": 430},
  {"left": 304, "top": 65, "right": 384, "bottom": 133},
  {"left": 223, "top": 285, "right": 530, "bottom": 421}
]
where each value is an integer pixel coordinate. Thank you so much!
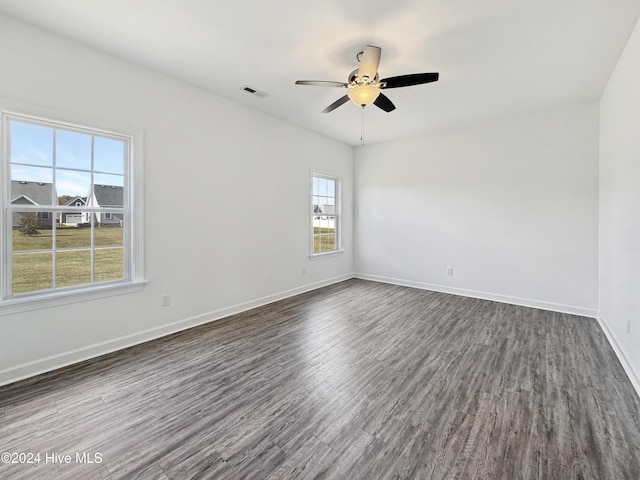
[
  {"left": 310, "top": 171, "right": 342, "bottom": 258},
  {"left": 0, "top": 108, "right": 145, "bottom": 314}
]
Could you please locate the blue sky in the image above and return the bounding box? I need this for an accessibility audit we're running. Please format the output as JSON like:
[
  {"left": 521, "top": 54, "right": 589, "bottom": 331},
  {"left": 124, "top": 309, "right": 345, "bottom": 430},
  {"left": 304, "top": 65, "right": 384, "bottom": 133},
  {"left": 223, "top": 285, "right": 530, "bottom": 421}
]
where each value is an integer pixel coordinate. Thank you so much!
[
  {"left": 313, "top": 176, "right": 336, "bottom": 207},
  {"left": 10, "top": 121, "right": 125, "bottom": 197}
]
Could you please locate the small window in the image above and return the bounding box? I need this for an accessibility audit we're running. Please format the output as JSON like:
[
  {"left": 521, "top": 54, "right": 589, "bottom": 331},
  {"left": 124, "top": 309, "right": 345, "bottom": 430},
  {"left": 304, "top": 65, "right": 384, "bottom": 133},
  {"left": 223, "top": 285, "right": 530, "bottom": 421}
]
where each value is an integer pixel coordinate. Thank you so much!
[
  {"left": 311, "top": 173, "right": 340, "bottom": 255},
  {"left": 1, "top": 109, "right": 142, "bottom": 303}
]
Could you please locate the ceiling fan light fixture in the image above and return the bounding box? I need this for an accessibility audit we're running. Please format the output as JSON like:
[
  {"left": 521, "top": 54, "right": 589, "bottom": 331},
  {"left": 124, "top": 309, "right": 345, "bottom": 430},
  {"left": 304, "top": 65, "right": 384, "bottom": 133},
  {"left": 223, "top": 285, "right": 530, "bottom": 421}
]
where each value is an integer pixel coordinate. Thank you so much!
[{"left": 348, "top": 84, "right": 380, "bottom": 107}]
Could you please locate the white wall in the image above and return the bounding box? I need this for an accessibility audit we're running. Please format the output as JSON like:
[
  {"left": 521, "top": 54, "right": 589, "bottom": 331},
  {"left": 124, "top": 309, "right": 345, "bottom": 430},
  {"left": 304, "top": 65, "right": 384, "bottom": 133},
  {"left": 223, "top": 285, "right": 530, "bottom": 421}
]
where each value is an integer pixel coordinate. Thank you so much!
[
  {"left": 355, "top": 103, "right": 599, "bottom": 315},
  {"left": 0, "top": 14, "right": 354, "bottom": 385},
  {"left": 599, "top": 17, "right": 640, "bottom": 392}
]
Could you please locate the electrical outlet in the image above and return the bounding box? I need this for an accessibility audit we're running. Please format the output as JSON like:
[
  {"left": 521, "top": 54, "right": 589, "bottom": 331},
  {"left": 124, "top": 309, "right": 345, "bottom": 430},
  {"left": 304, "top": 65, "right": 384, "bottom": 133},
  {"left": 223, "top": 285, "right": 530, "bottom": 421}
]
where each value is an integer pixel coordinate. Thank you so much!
[
  {"left": 301, "top": 266, "right": 306, "bottom": 275},
  {"left": 447, "top": 267, "right": 454, "bottom": 276},
  {"left": 161, "top": 294, "right": 171, "bottom": 307}
]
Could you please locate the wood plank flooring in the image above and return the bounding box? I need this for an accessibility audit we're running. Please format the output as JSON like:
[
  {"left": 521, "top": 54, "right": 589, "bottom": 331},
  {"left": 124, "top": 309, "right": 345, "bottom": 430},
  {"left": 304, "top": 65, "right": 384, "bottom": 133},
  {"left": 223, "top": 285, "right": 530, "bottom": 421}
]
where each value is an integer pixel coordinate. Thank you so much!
[{"left": 1, "top": 279, "right": 639, "bottom": 479}]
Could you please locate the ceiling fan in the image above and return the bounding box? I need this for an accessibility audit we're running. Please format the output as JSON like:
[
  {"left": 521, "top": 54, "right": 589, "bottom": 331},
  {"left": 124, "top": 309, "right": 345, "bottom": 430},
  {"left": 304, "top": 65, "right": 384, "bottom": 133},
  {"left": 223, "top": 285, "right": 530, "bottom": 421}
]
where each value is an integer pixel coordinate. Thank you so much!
[{"left": 295, "top": 45, "right": 439, "bottom": 113}]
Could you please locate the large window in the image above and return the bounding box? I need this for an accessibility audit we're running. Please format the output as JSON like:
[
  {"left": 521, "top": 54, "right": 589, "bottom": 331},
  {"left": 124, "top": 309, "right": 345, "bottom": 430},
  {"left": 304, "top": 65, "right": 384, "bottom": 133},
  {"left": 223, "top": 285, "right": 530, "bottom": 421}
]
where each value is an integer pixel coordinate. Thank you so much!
[
  {"left": 311, "top": 173, "right": 340, "bottom": 255},
  {"left": 1, "top": 110, "right": 142, "bottom": 303}
]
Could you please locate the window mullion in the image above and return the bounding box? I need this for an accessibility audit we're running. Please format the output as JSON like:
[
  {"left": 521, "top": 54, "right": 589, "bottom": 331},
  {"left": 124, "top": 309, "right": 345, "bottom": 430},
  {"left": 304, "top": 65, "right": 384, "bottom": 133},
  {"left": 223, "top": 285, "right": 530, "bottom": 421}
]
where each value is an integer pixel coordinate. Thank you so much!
[
  {"left": 90, "top": 135, "right": 95, "bottom": 284},
  {"left": 52, "top": 128, "right": 57, "bottom": 290}
]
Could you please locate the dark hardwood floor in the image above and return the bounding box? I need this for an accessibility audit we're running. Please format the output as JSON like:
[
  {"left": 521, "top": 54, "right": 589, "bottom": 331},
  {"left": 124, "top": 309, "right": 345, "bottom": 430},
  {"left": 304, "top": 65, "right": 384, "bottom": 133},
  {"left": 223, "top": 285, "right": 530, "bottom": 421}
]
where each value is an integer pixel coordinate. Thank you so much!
[{"left": 1, "top": 279, "right": 639, "bottom": 479}]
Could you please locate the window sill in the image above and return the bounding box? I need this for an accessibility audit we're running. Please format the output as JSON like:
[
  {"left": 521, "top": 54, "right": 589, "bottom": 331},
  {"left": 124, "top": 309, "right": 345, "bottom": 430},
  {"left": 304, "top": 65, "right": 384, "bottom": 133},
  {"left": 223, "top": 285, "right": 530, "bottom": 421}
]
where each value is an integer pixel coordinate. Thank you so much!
[
  {"left": 0, "top": 281, "right": 147, "bottom": 316},
  {"left": 309, "top": 249, "right": 345, "bottom": 260}
]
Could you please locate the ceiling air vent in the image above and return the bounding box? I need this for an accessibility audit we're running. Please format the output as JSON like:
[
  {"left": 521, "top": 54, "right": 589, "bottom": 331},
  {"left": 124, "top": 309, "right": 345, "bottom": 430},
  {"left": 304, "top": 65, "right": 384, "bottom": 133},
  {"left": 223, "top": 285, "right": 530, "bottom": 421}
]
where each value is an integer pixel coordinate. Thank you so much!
[{"left": 242, "top": 86, "right": 269, "bottom": 98}]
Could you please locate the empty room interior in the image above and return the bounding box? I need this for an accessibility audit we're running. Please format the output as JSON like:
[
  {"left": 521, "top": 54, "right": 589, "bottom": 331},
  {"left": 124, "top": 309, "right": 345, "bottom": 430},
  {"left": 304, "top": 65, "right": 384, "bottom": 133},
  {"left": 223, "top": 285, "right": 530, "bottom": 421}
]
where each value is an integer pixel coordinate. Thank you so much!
[{"left": 1, "top": 1, "right": 640, "bottom": 479}]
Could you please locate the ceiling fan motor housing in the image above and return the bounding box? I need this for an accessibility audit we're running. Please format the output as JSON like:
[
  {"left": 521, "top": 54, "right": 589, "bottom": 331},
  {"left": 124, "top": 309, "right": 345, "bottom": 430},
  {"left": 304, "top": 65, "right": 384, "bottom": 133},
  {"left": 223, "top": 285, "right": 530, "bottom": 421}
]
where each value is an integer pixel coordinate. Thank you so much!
[{"left": 348, "top": 69, "right": 379, "bottom": 86}]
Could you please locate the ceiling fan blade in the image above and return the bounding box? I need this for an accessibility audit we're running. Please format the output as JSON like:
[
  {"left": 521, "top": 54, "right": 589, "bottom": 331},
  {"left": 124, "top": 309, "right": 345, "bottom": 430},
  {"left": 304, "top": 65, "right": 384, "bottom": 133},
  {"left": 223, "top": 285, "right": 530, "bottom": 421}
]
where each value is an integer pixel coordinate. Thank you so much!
[
  {"left": 295, "top": 80, "right": 348, "bottom": 88},
  {"left": 373, "top": 93, "right": 396, "bottom": 112},
  {"left": 380, "top": 72, "right": 439, "bottom": 89},
  {"left": 358, "top": 45, "right": 381, "bottom": 82},
  {"left": 322, "top": 95, "right": 350, "bottom": 113}
]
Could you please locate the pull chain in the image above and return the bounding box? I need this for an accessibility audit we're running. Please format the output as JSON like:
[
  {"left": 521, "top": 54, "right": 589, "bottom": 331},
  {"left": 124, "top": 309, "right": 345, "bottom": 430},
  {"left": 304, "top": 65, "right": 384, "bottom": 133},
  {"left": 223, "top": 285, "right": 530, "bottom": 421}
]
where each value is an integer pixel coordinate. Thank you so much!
[{"left": 361, "top": 106, "right": 365, "bottom": 146}]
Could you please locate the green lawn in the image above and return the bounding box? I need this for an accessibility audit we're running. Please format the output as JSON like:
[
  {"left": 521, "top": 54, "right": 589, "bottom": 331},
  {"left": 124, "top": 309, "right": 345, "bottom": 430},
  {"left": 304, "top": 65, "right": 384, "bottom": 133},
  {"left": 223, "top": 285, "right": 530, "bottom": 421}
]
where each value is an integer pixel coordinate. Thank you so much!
[
  {"left": 13, "top": 226, "right": 123, "bottom": 250},
  {"left": 12, "top": 226, "right": 124, "bottom": 294},
  {"left": 313, "top": 226, "right": 336, "bottom": 253}
]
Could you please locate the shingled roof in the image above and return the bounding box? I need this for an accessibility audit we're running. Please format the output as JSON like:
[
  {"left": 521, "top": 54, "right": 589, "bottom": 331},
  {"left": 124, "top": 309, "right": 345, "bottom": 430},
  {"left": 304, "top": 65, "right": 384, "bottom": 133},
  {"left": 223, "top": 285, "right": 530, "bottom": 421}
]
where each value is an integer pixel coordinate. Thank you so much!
[
  {"left": 93, "top": 185, "right": 123, "bottom": 207},
  {"left": 10, "top": 181, "right": 56, "bottom": 205}
]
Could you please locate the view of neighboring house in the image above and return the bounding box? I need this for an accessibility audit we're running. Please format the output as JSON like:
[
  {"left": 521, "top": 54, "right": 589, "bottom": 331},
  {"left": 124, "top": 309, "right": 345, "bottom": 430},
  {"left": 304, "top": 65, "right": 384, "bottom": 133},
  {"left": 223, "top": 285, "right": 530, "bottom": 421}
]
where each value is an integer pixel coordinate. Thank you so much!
[
  {"left": 86, "top": 184, "right": 123, "bottom": 226},
  {"left": 313, "top": 204, "right": 335, "bottom": 217},
  {"left": 10, "top": 180, "right": 57, "bottom": 228},
  {"left": 60, "top": 196, "right": 87, "bottom": 225},
  {"left": 9, "top": 182, "right": 123, "bottom": 229}
]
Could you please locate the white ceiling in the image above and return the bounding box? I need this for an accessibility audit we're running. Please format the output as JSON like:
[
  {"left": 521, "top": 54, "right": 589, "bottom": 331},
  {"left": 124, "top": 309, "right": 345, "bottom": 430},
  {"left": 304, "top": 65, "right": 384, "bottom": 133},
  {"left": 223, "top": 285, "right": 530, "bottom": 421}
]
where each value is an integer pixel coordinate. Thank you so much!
[{"left": 1, "top": 0, "right": 639, "bottom": 146}]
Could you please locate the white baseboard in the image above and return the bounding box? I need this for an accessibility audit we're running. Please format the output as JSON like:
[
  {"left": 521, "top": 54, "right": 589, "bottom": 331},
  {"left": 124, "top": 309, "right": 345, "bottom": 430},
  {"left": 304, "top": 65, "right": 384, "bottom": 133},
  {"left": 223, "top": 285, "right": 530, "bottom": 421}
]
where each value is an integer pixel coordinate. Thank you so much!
[
  {"left": 354, "top": 273, "right": 598, "bottom": 318},
  {"left": 596, "top": 314, "right": 640, "bottom": 398},
  {"left": 0, "top": 274, "right": 353, "bottom": 387}
]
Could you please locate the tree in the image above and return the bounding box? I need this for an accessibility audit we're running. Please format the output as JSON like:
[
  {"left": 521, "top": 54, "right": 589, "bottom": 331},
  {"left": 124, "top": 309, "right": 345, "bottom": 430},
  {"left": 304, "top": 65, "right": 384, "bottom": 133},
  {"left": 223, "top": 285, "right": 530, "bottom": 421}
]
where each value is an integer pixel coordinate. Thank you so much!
[
  {"left": 58, "top": 195, "right": 74, "bottom": 205},
  {"left": 18, "top": 213, "right": 41, "bottom": 236}
]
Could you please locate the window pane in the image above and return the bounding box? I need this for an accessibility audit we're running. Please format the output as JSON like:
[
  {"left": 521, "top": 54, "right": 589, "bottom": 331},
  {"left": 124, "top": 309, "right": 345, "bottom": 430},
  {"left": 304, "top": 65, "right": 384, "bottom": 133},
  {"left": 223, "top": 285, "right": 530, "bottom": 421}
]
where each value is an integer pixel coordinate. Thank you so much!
[
  {"left": 328, "top": 233, "right": 336, "bottom": 251},
  {"left": 11, "top": 164, "right": 53, "bottom": 183},
  {"left": 12, "top": 212, "right": 53, "bottom": 250},
  {"left": 56, "top": 222, "right": 92, "bottom": 249},
  {"left": 320, "top": 234, "right": 328, "bottom": 252},
  {"left": 55, "top": 129, "right": 91, "bottom": 170},
  {"left": 10, "top": 167, "right": 54, "bottom": 206},
  {"left": 10, "top": 121, "right": 53, "bottom": 167},
  {"left": 56, "top": 250, "right": 91, "bottom": 288},
  {"left": 323, "top": 234, "right": 335, "bottom": 252},
  {"left": 95, "top": 248, "right": 124, "bottom": 282},
  {"left": 94, "top": 137, "right": 125, "bottom": 174},
  {"left": 323, "top": 197, "right": 335, "bottom": 215},
  {"left": 327, "top": 179, "right": 335, "bottom": 197},
  {"left": 323, "top": 216, "right": 332, "bottom": 234},
  {"left": 94, "top": 175, "right": 124, "bottom": 191},
  {"left": 326, "top": 215, "right": 336, "bottom": 234},
  {"left": 12, "top": 252, "right": 53, "bottom": 293},
  {"left": 95, "top": 219, "right": 124, "bottom": 246},
  {"left": 56, "top": 170, "right": 91, "bottom": 201},
  {"left": 317, "top": 177, "right": 327, "bottom": 196}
]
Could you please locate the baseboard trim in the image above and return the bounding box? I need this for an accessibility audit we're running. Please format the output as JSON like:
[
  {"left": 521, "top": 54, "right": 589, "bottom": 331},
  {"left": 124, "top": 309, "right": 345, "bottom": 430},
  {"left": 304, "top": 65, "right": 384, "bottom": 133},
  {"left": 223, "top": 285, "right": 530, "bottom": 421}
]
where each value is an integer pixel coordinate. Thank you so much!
[
  {"left": 0, "top": 274, "right": 354, "bottom": 387},
  {"left": 354, "top": 273, "right": 598, "bottom": 318},
  {"left": 596, "top": 314, "right": 640, "bottom": 398}
]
